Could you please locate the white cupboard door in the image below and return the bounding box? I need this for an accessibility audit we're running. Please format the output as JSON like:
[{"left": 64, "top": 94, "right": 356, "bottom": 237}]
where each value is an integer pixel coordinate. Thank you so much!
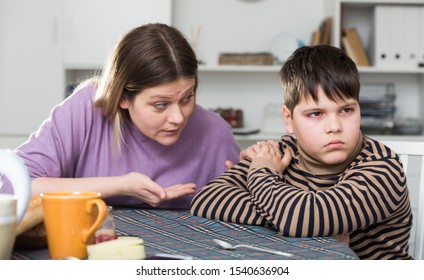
[
  {"left": 0, "top": 0, "right": 63, "bottom": 146},
  {"left": 63, "top": 0, "right": 172, "bottom": 67}
]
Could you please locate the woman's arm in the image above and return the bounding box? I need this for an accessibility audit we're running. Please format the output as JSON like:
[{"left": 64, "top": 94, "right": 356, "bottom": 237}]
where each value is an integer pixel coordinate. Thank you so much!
[{"left": 32, "top": 172, "right": 196, "bottom": 207}]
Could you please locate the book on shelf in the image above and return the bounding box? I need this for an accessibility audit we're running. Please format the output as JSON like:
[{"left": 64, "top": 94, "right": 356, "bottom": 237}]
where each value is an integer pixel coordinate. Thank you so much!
[
  {"left": 342, "top": 28, "right": 369, "bottom": 66},
  {"left": 309, "top": 17, "right": 332, "bottom": 46},
  {"left": 341, "top": 36, "right": 359, "bottom": 65},
  {"left": 320, "top": 17, "right": 332, "bottom": 45},
  {"left": 310, "top": 31, "right": 321, "bottom": 46}
]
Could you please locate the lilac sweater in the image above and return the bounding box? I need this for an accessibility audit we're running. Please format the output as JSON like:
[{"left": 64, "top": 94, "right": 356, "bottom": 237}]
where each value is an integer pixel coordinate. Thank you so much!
[{"left": 4, "top": 85, "right": 240, "bottom": 209}]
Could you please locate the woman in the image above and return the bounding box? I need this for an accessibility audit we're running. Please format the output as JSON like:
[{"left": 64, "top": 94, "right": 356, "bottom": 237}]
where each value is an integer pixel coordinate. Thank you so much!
[{"left": 3, "top": 23, "right": 240, "bottom": 209}]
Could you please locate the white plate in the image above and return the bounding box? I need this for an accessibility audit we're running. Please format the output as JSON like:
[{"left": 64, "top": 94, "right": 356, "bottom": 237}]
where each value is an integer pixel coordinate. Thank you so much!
[{"left": 269, "top": 33, "right": 301, "bottom": 64}]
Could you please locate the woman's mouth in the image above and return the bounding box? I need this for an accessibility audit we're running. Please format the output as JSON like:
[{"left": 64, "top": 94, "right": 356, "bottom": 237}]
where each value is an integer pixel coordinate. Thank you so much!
[{"left": 162, "top": 128, "right": 180, "bottom": 136}]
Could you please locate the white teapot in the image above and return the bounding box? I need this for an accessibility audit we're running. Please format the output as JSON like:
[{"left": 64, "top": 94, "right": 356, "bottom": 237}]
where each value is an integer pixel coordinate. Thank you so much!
[{"left": 0, "top": 149, "right": 31, "bottom": 259}]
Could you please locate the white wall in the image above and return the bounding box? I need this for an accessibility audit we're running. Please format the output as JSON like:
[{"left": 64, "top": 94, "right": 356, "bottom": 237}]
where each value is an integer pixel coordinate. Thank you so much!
[
  {"left": 173, "top": 0, "right": 328, "bottom": 65},
  {"left": 172, "top": 0, "right": 421, "bottom": 131},
  {"left": 172, "top": 0, "right": 329, "bottom": 129}
]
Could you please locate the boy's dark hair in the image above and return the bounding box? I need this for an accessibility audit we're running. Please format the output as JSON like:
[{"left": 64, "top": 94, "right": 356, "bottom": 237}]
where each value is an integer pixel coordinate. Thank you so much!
[{"left": 280, "top": 45, "right": 360, "bottom": 113}]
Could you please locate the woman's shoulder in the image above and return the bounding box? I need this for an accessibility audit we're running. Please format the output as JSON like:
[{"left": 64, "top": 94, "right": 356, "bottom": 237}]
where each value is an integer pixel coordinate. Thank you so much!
[
  {"left": 66, "top": 81, "right": 97, "bottom": 103},
  {"left": 48, "top": 81, "right": 100, "bottom": 125}
]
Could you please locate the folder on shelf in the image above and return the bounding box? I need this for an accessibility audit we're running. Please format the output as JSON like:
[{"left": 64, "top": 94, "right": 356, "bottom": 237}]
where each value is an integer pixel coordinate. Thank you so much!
[
  {"left": 390, "top": 5, "right": 406, "bottom": 66},
  {"left": 374, "top": 5, "right": 392, "bottom": 67},
  {"left": 404, "top": 6, "right": 420, "bottom": 68},
  {"left": 419, "top": 6, "right": 424, "bottom": 67},
  {"left": 389, "top": 5, "right": 409, "bottom": 67},
  {"left": 375, "top": 5, "right": 421, "bottom": 68}
]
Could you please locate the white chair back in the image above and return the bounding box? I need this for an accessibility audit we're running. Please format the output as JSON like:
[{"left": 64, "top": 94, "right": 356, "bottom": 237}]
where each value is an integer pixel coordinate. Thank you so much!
[{"left": 382, "top": 141, "right": 424, "bottom": 260}]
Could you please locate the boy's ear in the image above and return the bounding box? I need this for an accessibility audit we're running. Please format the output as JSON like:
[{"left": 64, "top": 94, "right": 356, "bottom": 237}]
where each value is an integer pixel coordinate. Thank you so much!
[{"left": 282, "top": 105, "right": 294, "bottom": 134}]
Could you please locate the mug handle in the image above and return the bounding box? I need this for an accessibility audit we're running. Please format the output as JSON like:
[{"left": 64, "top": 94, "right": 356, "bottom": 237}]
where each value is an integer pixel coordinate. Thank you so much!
[{"left": 81, "top": 198, "right": 107, "bottom": 244}]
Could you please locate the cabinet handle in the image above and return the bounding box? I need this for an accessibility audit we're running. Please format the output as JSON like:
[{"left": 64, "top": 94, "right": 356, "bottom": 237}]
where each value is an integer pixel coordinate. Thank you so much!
[
  {"left": 52, "top": 17, "right": 59, "bottom": 45},
  {"left": 64, "top": 17, "right": 73, "bottom": 45}
]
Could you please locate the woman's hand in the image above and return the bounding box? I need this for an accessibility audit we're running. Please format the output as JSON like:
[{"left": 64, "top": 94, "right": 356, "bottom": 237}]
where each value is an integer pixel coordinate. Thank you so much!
[
  {"left": 241, "top": 140, "right": 280, "bottom": 161},
  {"left": 248, "top": 141, "right": 291, "bottom": 173},
  {"left": 226, "top": 140, "right": 292, "bottom": 173},
  {"left": 121, "top": 172, "right": 196, "bottom": 207}
]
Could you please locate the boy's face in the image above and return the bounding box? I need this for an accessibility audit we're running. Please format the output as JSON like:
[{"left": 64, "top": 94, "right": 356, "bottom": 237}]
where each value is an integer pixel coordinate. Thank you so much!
[{"left": 283, "top": 87, "right": 361, "bottom": 165}]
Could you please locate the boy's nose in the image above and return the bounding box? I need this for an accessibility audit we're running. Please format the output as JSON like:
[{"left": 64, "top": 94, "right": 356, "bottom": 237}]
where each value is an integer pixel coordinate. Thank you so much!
[{"left": 325, "top": 115, "right": 342, "bottom": 133}]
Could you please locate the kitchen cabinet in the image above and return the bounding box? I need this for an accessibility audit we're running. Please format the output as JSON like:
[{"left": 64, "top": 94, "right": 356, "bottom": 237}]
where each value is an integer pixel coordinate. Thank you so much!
[
  {"left": 0, "top": 0, "right": 63, "bottom": 149},
  {"left": 0, "top": 0, "right": 172, "bottom": 150},
  {"left": 63, "top": 0, "right": 172, "bottom": 68}
]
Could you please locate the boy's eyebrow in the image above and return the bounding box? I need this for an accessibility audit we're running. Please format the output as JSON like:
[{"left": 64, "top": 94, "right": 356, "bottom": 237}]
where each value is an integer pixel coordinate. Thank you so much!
[
  {"left": 302, "top": 101, "right": 359, "bottom": 112},
  {"left": 341, "top": 101, "right": 359, "bottom": 107}
]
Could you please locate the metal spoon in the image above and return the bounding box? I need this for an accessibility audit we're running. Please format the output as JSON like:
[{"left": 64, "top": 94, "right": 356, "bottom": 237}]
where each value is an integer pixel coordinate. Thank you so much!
[{"left": 213, "top": 239, "right": 293, "bottom": 257}]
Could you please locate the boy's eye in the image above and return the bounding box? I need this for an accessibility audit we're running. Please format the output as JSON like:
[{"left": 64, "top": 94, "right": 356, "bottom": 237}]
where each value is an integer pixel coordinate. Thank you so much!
[
  {"left": 308, "top": 111, "right": 322, "bottom": 118},
  {"left": 341, "top": 107, "right": 354, "bottom": 113}
]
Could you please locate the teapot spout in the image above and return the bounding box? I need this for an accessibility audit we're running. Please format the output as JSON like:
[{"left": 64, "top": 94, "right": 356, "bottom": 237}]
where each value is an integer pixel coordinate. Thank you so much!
[{"left": 0, "top": 150, "right": 31, "bottom": 223}]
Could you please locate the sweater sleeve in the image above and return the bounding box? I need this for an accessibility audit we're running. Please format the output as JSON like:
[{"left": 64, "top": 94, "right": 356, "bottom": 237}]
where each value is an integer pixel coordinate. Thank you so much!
[
  {"left": 246, "top": 155, "right": 409, "bottom": 237},
  {"left": 190, "top": 160, "right": 267, "bottom": 226},
  {"left": 14, "top": 86, "right": 96, "bottom": 179}
]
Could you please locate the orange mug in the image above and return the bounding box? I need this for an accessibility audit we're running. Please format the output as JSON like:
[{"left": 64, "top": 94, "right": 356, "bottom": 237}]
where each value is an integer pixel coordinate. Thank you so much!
[{"left": 40, "top": 192, "right": 107, "bottom": 259}]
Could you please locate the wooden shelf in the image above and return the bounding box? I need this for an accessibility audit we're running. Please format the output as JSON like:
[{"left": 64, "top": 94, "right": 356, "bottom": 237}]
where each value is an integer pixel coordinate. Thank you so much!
[
  {"left": 199, "top": 65, "right": 281, "bottom": 73},
  {"left": 357, "top": 66, "right": 424, "bottom": 74},
  {"left": 235, "top": 133, "right": 424, "bottom": 142},
  {"left": 199, "top": 65, "right": 424, "bottom": 75}
]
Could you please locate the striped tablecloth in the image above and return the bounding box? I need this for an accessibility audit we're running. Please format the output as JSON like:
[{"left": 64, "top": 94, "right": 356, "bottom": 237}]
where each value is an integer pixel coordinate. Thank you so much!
[{"left": 12, "top": 208, "right": 359, "bottom": 260}]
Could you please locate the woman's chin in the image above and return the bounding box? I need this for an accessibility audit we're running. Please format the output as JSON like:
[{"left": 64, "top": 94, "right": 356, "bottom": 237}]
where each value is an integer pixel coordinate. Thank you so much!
[{"left": 155, "top": 135, "right": 180, "bottom": 146}]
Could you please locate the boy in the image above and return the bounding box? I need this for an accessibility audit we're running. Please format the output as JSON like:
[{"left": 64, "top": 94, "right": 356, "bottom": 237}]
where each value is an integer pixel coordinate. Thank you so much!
[{"left": 190, "top": 45, "right": 412, "bottom": 260}]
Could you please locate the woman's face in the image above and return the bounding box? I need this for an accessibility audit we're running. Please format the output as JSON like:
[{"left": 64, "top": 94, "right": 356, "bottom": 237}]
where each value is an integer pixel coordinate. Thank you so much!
[{"left": 119, "top": 78, "right": 196, "bottom": 146}]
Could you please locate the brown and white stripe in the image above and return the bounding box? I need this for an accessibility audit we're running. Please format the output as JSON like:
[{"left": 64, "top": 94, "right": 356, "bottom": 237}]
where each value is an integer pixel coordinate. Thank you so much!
[{"left": 190, "top": 135, "right": 412, "bottom": 260}]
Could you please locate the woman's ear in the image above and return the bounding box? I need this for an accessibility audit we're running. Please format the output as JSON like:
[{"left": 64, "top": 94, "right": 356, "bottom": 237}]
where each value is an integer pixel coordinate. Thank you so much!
[
  {"left": 119, "top": 98, "right": 129, "bottom": 109},
  {"left": 282, "top": 105, "right": 294, "bottom": 134}
]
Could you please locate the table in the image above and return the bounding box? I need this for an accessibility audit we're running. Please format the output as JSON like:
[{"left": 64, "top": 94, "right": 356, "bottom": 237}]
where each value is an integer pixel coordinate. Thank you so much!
[{"left": 12, "top": 208, "right": 359, "bottom": 260}]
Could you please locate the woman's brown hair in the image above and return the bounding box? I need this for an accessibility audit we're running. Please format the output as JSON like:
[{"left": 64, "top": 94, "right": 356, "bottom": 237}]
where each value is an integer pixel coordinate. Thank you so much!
[{"left": 92, "top": 23, "right": 198, "bottom": 152}]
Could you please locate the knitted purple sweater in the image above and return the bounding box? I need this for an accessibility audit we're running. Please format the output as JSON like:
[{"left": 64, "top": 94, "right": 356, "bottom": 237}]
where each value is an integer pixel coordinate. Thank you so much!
[{"left": 2, "top": 85, "right": 240, "bottom": 209}]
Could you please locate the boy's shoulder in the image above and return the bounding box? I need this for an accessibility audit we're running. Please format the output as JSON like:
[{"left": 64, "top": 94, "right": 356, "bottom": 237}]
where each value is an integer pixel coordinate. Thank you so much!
[
  {"left": 279, "top": 135, "right": 298, "bottom": 155},
  {"left": 357, "top": 135, "right": 400, "bottom": 163}
]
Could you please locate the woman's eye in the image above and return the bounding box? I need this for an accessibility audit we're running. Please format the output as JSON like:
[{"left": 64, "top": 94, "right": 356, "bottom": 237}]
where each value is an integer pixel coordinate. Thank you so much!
[
  {"left": 181, "top": 94, "right": 194, "bottom": 104},
  {"left": 153, "top": 102, "right": 168, "bottom": 110}
]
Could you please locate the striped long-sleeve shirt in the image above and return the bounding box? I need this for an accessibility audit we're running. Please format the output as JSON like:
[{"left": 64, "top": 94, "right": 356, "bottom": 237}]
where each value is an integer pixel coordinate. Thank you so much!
[{"left": 190, "top": 135, "right": 412, "bottom": 259}]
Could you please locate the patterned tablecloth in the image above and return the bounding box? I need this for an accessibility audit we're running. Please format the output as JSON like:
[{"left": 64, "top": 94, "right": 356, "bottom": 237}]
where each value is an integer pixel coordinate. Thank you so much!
[{"left": 12, "top": 208, "right": 359, "bottom": 260}]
